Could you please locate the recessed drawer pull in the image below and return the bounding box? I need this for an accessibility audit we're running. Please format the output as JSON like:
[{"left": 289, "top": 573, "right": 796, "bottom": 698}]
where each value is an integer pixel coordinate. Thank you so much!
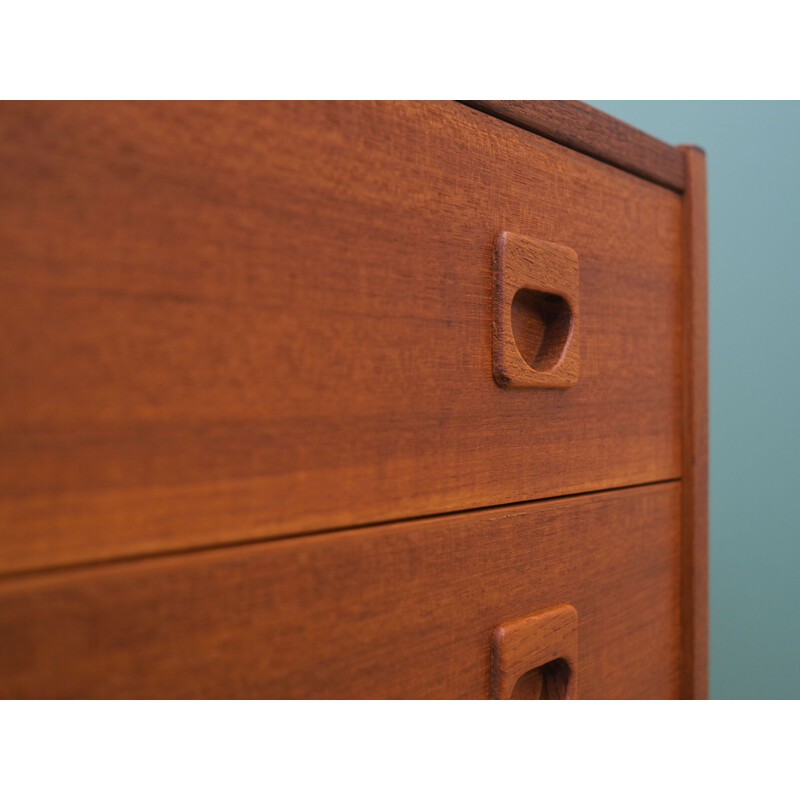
[
  {"left": 491, "top": 604, "right": 578, "bottom": 699},
  {"left": 492, "top": 232, "right": 580, "bottom": 388}
]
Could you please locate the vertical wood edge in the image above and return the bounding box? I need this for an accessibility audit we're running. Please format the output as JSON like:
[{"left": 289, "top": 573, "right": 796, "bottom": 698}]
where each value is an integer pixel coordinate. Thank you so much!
[{"left": 679, "top": 145, "right": 709, "bottom": 699}]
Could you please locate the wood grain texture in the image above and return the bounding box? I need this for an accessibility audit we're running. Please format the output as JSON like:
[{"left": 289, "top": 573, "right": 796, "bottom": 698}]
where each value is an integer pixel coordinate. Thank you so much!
[
  {"left": 679, "top": 145, "right": 709, "bottom": 699},
  {"left": 493, "top": 233, "right": 579, "bottom": 388},
  {"left": 0, "top": 483, "right": 681, "bottom": 699},
  {"left": 0, "top": 101, "right": 683, "bottom": 573},
  {"left": 491, "top": 604, "right": 578, "bottom": 699},
  {"left": 462, "top": 101, "right": 686, "bottom": 192}
]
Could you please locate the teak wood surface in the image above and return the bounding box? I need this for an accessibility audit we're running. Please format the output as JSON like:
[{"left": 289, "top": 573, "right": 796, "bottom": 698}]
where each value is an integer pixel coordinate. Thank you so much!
[
  {"left": 0, "top": 483, "right": 681, "bottom": 699},
  {"left": 0, "top": 101, "right": 707, "bottom": 700},
  {"left": 0, "top": 101, "right": 682, "bottom": 574}
]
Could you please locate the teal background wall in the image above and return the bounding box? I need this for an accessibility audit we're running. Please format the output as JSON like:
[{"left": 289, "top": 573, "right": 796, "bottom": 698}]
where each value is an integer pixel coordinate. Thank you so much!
[{"left": 590, "top": 102, "right": 800, "bottom": 699}]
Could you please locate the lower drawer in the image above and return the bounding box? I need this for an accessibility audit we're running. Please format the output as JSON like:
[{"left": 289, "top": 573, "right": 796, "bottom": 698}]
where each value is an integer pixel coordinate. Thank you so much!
[{"left": 0, "top": 482, "right": 681, "bottom": 698}]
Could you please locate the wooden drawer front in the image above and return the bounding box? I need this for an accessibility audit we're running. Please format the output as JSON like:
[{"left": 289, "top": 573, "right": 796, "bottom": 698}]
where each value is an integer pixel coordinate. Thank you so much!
[
  {"left": 0, "top": 101, "right": 682, "bottom": 572},
  {"left": 0, "top": 483, "right": 681, "bottom": 699}
]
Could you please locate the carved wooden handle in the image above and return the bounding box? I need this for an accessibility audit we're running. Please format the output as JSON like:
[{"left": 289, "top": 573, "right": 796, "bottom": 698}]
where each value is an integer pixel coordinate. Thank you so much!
[
  {"left": 491, "top": 604, "right": 578, "bottom": 699},
  {"left": 492, "top": 232, "right": 579, "bottom": 388}
]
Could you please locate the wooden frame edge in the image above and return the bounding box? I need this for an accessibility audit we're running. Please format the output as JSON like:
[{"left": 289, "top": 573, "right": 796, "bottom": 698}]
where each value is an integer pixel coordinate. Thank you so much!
[{"left": 679, "top": 145, "right": 709, "bottom": 699}]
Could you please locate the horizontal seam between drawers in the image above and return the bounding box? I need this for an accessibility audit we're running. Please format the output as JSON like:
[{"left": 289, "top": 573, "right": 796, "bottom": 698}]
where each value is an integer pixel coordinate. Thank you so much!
[{"left": 0, "top": 477, "right": 681, "bottom": 585}]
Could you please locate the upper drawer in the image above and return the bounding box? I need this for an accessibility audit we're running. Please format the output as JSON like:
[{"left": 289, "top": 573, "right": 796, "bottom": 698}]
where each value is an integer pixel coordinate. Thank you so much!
[{"left": 0, "top": 101, "right": 682, "bottom": 572}]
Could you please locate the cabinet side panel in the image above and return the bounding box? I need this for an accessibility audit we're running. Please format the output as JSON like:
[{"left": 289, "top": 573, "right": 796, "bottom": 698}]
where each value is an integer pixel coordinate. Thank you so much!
[{"left": 679, "top": 145, "right": 709, "bottom": 699}]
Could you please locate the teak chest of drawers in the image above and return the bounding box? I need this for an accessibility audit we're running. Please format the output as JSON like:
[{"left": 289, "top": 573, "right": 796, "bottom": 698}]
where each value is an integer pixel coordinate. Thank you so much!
[{"left": 0, "top": 101, "right": 707, "bottom": 699}]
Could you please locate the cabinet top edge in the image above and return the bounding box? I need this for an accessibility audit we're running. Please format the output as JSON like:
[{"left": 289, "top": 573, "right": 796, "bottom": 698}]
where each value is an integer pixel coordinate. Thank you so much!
[{"left": 461, "top": 100, "right": 687, "bottom": 192}]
